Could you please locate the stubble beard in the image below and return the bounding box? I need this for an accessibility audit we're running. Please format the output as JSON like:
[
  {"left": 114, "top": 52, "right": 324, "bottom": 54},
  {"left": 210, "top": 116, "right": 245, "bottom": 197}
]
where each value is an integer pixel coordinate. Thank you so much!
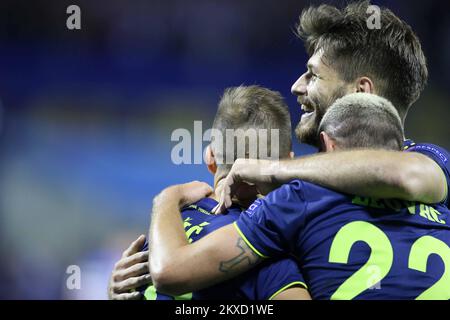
[{"left": 295, "top": 87, "right": 348, "bottom": 147}]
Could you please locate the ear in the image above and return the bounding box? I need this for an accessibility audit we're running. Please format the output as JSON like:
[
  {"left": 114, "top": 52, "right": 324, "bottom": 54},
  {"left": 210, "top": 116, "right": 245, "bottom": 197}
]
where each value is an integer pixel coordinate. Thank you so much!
[
  {"left": 205, "top": 145, "right": 217, "bottom": 174},
  {"left": 289, "top": 151, "right": 295, "bottom": 159},
  {"left": 356, "top": 77, "right": 375, "bottom": 94},
  {"left": 319, "top": 131, "right": 337, "bottom": 152}
]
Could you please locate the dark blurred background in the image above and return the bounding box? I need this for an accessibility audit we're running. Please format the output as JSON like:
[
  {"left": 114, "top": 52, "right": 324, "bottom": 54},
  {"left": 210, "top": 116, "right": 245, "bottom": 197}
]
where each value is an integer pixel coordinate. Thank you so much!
[{"left": 0, "top": 0, "right": 448, "bottom": 299}]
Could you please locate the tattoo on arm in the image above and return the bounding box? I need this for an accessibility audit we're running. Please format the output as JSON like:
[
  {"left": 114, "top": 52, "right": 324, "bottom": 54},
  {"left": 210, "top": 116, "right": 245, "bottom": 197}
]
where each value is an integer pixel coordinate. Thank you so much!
[{"left": 219, "top": 238, "right": 261, "bottom": 273}]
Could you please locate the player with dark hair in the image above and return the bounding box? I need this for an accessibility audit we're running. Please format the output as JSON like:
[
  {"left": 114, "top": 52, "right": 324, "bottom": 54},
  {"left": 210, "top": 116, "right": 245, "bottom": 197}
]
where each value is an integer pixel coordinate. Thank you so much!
[{"left": 213, "top": 1, "right": 447, "bottom": 213}]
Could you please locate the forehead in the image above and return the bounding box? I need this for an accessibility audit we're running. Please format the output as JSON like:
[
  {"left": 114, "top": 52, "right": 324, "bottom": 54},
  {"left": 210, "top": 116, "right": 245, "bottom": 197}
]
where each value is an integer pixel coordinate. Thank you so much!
[{"left": 307, "top": 48, "right": 333, "bottom": 72}]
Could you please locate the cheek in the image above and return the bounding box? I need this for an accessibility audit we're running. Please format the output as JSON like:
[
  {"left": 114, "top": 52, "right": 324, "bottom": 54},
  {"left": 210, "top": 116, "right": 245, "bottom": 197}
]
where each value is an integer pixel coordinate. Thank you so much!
[
  {"left": 321, "top": 81, "right": 346, "bottom": 103},
  {"left": 319, "top": 80, "right": 337, "bottom": 95},
  {"left": 307, "top": 80, "right": 320, "bottom": 96},
  {"left": 309, "top": 79, "right": 332, "bottom": 98},
  {"left": 308, "top": 81, "right": 328, "bottom": 106}
]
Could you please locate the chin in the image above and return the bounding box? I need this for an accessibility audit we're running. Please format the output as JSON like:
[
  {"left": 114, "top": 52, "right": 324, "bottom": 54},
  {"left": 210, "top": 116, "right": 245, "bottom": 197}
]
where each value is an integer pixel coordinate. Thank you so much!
[{"left": 295, "top": 122, "right": 320, "bottom": 147}]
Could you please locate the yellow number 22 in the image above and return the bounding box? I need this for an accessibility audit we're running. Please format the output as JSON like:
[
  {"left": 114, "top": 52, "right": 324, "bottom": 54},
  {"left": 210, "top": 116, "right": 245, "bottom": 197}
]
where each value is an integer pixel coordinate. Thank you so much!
[{"left": 329, "top": 221, "right": 450, "bottom": 300}]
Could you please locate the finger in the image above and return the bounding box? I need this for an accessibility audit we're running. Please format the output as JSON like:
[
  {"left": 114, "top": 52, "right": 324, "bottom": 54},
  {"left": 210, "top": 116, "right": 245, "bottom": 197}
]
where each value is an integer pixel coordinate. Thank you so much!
[
  {"left": 212, "top": 191, "right": 225, "bottom": 214},
  {"left": 122, "top": 235, "right": 146, "bottom": 258},
  {"left": 219, "top": 190, "right": 229, "bottom": 213},
  {"left": 224, "top": 192, "right": 232, "bottom": 209},
  {"left": 222, "top": 182, "right": 232, "bottom": 210},
  {"left": 114, "top": 262, "right": 149, "bottom": 282},
  {"left": 216, "top": 181, "right": 232, "bottom": 214},
  {"left": 116, "top": 251, "right": 148, "bottom": 269},
  {"left": 215, "top": 182, "right": 230, "bottom": 214},
  {"left": 115, "top": 291, "right": 142, "bottom": 300},
  {"left": 218, "top": 202, "right": 227, "bottom": 214},
  {"left": 213, "top": 200, "right": 225, "bottom": 215},
  {"left": 211, "top": 203, "right": 220, "bottom": 215},
  {"left": 114, "top": 274, "right": 153, "bottom": 293}
]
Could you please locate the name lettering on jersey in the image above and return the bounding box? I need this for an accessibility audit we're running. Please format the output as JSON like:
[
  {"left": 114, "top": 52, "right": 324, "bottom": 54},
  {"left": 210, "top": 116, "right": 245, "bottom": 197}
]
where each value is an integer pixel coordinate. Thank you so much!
[
  {"left": 352, "top": 196, "right": 446, "bottom": 224},
  {"left": 410, "top": 145, "right": 448, "bottom": 164},
  {"left": 183, "top": 217, "right": 210, "bottom": 243},
  {"left": 187, "top": 204, "right": 212, "bottom": 215}
]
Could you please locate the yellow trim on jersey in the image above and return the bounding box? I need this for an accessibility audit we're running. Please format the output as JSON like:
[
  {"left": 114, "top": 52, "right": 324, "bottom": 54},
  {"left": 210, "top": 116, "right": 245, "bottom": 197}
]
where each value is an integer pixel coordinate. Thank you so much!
[
  {"left": 143, "top": 285, "right": 157, "bottom": 300},
  {"left": 268, "top": 281, "right": 308, "bottom": 300},
  {"left": 233, "top": 222, "right": 269, "bottom": 259}
]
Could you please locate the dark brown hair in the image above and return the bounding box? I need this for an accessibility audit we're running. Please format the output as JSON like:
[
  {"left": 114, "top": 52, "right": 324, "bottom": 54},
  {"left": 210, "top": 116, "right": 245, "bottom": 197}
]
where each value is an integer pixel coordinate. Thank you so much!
[{"left": 297, "top": 0, "right": 428, "bottom": 121}]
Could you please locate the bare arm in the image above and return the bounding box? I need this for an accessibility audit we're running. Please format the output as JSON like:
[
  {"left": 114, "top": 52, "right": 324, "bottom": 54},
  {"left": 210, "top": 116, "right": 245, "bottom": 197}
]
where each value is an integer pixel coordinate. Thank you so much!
[
  {"left": 214, "top": 150, "right": 447, "bottom": 213},
  {"left": 149, "top": 181, "right": 262, "bottom": 296}
]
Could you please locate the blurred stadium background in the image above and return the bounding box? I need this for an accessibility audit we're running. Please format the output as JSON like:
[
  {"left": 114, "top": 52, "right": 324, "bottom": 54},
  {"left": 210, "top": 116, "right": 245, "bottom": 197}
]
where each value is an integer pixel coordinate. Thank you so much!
[{"left": 0, "top": 0, "right": 448, "bottom": 299}]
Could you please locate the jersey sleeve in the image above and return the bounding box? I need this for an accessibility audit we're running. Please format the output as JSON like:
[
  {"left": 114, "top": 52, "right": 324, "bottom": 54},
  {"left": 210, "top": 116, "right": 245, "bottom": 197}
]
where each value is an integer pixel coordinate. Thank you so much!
[
  {"left": 252, "top": 259, "right": 307, "bottom": 300},
  {"left": 404, "top": 142, "right": 450, "bottom": 206},
  {"left": 234, "top": 180, "right": 307, "bottom": 258}
]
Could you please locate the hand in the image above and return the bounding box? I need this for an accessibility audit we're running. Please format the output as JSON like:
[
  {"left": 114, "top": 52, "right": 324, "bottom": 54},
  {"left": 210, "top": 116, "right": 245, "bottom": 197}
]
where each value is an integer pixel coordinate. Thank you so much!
[
  {"left": 108, "top": 235, "right": 152, "bottom": 300},
  {"left": 157, "top": 181, "right": 214, "bottom": 209},
  {"left": 213, "top": 159, "right": 278, "bottom": 214},
  {"left": 178, "top": 181, "right": 214, "bottom": 207}
]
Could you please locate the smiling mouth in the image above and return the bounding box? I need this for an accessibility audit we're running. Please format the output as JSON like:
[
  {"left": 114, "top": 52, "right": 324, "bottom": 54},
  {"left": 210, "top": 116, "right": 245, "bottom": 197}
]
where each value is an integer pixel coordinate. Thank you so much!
[
  {"left": 299, "top": 103, "right": 315, "bottom": 122},
  {"left": 301, "top": 104, "right": 315, "bottom": 114}
]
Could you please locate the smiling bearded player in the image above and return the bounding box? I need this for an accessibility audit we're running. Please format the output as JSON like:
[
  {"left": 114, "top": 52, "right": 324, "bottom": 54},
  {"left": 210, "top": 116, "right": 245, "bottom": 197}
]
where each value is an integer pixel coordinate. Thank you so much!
[
  {"left": 212, "top": 1, "right": 448, "bottom": 214},
  {"left": 149, "top": 93, "right": 450, "bottom": 299},
  {"left": 108, "top": 1, "right": 449, "bottom": 299}
]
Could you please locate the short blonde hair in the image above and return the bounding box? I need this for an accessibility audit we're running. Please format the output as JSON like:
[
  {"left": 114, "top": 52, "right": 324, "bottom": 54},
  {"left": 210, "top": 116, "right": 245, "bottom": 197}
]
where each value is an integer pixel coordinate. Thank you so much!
[{"left": 212, "top": 85, "right": 292, "bottom": 171}]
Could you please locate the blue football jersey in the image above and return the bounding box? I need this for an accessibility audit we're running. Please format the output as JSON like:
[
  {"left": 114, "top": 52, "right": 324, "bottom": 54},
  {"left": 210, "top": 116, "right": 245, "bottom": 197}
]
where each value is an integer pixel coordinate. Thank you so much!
[
  {"left": 236, "top": 180, "right": 450, "bottom": 300},
  {"left": 403, "top": 140, "right": 449, "bottom": 207},
  {"left": 142, "top": 197, "right": 306, "bottom": 300}
]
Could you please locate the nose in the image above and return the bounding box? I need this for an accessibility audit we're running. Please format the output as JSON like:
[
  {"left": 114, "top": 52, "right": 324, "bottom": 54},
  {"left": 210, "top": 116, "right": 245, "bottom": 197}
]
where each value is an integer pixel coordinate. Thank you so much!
[{"left": 291, "top": 73, "right": 307, "bottom": 96}]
